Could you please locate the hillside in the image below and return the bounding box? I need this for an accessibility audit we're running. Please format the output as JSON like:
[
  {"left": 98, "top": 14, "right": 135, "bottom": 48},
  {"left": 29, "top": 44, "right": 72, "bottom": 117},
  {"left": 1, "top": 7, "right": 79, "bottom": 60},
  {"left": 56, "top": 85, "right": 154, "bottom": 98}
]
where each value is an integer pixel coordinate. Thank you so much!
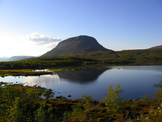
[
  {"left": 41, "top": 35, "right": 119, "bottom": 59},
  {"left": 149, "top": 45, "right": 162, "bottom": 50},
  {"left": 117, "top": 46, "right": 162, "bottom": 61}
]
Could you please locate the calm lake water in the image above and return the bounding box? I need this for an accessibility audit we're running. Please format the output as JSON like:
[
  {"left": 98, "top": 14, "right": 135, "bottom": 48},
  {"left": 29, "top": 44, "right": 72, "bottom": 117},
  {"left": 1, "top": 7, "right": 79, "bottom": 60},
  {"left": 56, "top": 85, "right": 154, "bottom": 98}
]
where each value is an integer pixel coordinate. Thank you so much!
[{"left": 1, "top": 65, "right": 162, "bottom": 102}]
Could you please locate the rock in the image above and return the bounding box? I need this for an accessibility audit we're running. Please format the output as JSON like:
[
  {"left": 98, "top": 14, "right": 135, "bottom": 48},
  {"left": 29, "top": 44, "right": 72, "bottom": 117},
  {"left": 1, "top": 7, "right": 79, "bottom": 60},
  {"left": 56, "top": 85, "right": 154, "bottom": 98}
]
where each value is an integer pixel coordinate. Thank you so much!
[
  {"left": 49, "top": 89, "right": 52, "bottom": 91},
  {"left": 67, "top": 95, "right": 71, "bottom": 97},
  {"left": 61, "top": 97, "right": 67, "bottom": 99},
  {"left": 56, "top": 96, "right": 62, "bottom": 99}
]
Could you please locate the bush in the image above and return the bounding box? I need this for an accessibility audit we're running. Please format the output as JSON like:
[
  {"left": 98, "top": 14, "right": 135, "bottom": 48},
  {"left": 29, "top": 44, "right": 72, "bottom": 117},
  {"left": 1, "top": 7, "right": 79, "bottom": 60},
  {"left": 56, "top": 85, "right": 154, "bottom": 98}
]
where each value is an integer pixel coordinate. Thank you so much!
[{"left": 102, "top": 83, "right": 125, "bottom": 121}]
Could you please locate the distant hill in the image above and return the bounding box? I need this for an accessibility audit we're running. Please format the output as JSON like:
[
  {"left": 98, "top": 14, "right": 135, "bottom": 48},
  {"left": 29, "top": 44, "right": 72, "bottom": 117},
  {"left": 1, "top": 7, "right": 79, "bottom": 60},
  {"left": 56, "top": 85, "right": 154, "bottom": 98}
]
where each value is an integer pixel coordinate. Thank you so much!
[
  {"left": 0, "top": 57, "right": 9, "bottom": 62},
  {"left": 149, "top": 45, "right": 162, "bottom": 50},
  {"left": 0, "top": 56, "right": 35, "bottom": 62},
  {"left": 117, "top": 45, "right": 162, "bottom": 61},
  {"left": 41, "top": 35, "right": 118, "bottom": 59},
  {"left": 8, "top": 56, "right": 35, "bottom": 61}
]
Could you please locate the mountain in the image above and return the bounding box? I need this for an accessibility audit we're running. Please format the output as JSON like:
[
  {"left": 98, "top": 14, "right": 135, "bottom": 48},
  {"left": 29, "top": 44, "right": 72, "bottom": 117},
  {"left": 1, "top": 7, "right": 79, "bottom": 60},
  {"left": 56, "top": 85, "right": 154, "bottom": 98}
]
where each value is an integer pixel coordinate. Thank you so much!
[
  {"left": 41, "top": 35, "right": 118, "bottom": 59},
  {"left": 0, "top": 56, "right": 36, "bottom": 62},
  {"left": 8, "top": 56, "right": 35, "bottom": 61},
  {"left": 149, "top": 45, "right": 162, "bottom": 50},
  {"left": 0, "top": 57, "right": 9, "bottom": 62}
]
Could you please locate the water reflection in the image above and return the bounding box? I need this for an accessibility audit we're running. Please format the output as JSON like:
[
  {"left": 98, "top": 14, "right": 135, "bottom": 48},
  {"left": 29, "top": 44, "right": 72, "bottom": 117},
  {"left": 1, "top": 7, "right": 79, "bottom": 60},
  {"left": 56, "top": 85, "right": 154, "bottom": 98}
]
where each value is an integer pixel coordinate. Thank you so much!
[
  {"left": 21, "top": 75, "right": 60, "bottom": 88},
  {"left": 57, "top": 66, "right": 109, "bottom": 84},
  {"left": 108, "top": 65, "right": 162, "bottom": 72},
  {"left": 0, "top": 65, "right": 162, "bottom": 102}
]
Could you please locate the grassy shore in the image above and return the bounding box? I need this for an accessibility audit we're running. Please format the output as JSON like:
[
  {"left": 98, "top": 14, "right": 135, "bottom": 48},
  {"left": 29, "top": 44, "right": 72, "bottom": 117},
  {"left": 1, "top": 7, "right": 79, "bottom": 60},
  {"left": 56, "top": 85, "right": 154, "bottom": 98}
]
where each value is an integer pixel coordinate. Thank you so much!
[
  {"left": 0, "top": 69, "right": 54, "bottom": 77},
  {"left": 0, "top": 82, "right": 162, "bottom": 122}
]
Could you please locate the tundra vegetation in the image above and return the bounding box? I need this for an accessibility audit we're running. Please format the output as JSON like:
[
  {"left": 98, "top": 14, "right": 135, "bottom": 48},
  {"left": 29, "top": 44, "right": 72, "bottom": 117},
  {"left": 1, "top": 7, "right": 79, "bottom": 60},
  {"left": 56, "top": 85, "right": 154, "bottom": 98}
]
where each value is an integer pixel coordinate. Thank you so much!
[
  {"left": 0, "top": 51, "right": 162, "bottom": 71},
  {"left": 0, "top": 52, "right": 162, "bottom": 121},
  {"left": 0, "top": 81, "right": 162, "bottom": 122},
  {"left": 0, "top": 57, "right": 99, "bottom": 70},
  {"left": 0, "top": 57, "right": 99, "bottom": 76},
  {"left": 0, "top": 55, "right": 161, "bottom": 76}
]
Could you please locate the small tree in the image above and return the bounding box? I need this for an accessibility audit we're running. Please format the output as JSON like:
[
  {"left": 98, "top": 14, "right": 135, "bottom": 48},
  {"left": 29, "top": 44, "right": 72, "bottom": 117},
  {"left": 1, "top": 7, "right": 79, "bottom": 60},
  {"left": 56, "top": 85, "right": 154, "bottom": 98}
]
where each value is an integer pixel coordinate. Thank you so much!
[
  {"left": 43, "top": 89, "right": 54, "bottom": 101},
  {"left": 8, "top": 97, "right": 23, "bottom": 122},
  {"left": 102, "top": 83, "right": 124, "bottom": 121},
  {"left": 63, "top": 95, "right": 94, "bottom": 122},
  {"left": 154, "top": 80, "right": 162, "bottom": 105},
  {"left": 155, "top": 89, "right": 162, "bottom": 105},
  {"left": 35, "top": 101, "right": 54, "bottom": 122},
  {"left": 63, "top": 105, "right": 84, "bottom": 122},
  {"left": 154, "top": 80, "right": 162, "bottom": 88},
  {"left": 141, "top": 94, "right": 151, "bottom": 106},
  {"left": 82, "top": 95, "right": 94, "bottom": 111}
]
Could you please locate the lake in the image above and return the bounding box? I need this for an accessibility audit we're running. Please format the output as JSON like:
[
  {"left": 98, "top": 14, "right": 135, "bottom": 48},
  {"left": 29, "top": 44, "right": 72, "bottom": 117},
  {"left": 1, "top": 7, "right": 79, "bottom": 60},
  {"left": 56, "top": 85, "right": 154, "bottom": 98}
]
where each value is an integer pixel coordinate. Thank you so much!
[{"left": 0, "top": 65, "right": 162, "bottom": 102}]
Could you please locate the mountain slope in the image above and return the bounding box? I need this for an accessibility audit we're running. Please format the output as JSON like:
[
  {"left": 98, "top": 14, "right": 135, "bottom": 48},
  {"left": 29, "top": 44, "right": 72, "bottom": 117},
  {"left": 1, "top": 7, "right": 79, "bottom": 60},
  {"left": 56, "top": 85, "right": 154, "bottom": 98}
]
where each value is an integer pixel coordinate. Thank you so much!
[
  {"left": 41, "top": 35, "right": 118, "bottom": 59},
  {"left": 149, "top": 45, "right": 162, "bottom": 50},
  {"left": 117, "top": 45, "right": 162, "bottom": 61}
]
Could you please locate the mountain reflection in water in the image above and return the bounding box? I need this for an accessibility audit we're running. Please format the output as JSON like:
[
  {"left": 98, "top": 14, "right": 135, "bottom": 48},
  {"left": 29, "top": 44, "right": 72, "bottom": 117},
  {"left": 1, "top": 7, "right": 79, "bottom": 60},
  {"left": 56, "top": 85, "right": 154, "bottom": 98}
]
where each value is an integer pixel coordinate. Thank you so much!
[
  {"left": 0, "top": 65, "right": 162, "bottom": 102},
  {"left": 56, "top": 66, "right": 109, "bottom": 84}
]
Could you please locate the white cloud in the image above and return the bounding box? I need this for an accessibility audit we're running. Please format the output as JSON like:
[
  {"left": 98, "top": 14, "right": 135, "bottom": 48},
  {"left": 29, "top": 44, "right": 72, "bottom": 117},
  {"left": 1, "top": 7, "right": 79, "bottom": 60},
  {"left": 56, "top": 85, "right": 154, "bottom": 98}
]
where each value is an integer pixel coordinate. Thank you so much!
[
  {"left": 0, "top": 32, "right": 34, "bottom": 57},
  {"left": 0, "top": 32, "right": 62, "bottom": 57},
  {"left": 24, "top": 32, "right": 62, "bottom": 45},
  {"left": 46, "top": 42, "right": 60, "bottom": 48}
]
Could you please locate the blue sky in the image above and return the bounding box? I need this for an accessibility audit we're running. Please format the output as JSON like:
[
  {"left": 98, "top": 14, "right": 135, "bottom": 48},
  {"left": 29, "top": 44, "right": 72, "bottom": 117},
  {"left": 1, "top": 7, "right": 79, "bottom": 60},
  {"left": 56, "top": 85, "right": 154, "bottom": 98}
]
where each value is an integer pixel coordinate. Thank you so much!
[{"left": 0, "top": 0, "right": 161, "bottom": 57}]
